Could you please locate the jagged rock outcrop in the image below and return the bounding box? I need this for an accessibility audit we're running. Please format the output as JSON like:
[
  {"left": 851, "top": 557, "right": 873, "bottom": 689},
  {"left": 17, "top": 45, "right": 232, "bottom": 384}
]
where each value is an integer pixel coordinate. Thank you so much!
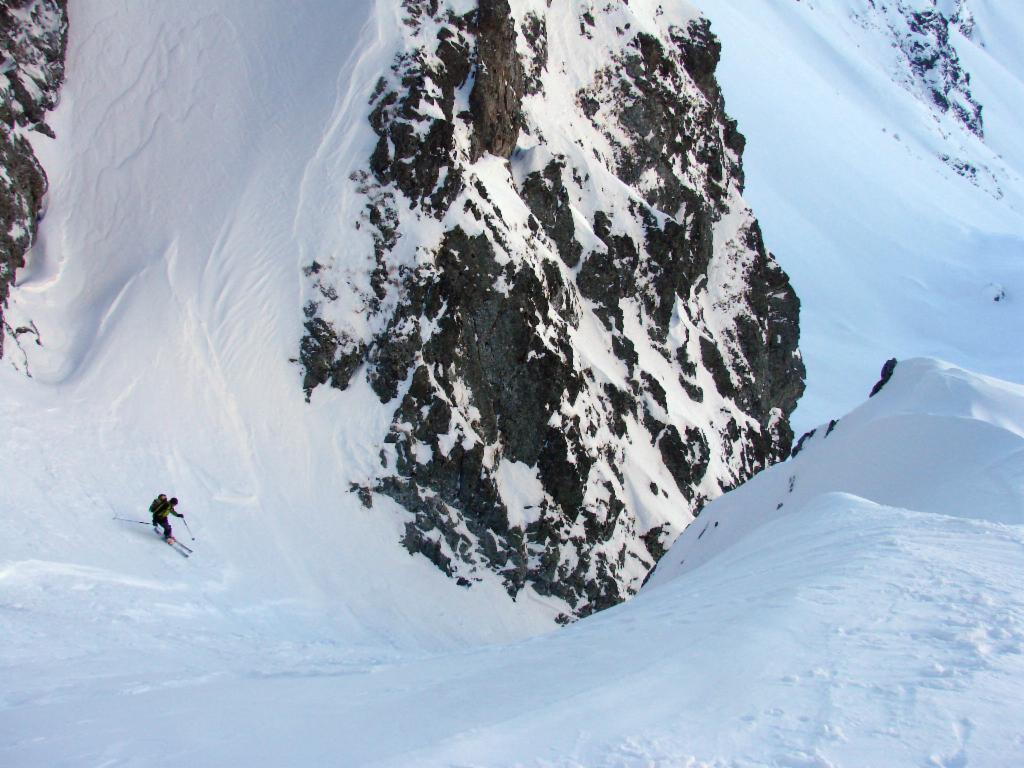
[
  {"left": 468, "top": 0, "right": 523, "bottom": 161},
  {"left": 869, "top": 358, "right": 899, "bottom": 398},
  {"left": 0, "top": 0, "right": 67, "bottom": 358},
  {"left": 301, "top": 1, "right": 804, "bottom": 619},
  {"left": 838, "top": 0, "right": 996, "bottom": 193},
  {"left": 902, "top": 7, "right": 982, "bottom": 135},
  {"left": 854, "top": 0, "right": 982, "bottom": 136}
]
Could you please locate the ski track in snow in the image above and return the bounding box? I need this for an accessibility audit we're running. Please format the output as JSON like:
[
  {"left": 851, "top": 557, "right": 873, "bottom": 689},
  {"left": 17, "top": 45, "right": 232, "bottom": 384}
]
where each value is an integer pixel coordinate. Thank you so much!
[{"left": 2, "top": 0, "right": 1024, "bottom": 765}]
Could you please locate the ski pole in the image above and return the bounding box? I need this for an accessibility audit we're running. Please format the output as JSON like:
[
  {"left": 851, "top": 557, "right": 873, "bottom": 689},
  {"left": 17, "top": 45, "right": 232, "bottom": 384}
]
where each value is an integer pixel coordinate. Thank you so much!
[
  {"left": 182, "top": 517, "right": 196, "bottom": 541},
  {"left": 114, "top": 516, "right": 151, "bottom": 525}
]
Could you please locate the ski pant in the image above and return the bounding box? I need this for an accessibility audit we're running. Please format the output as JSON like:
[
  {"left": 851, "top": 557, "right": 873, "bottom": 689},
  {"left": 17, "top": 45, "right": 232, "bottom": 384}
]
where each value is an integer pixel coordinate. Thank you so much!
[{"left": 154, "top": 516, "right": 172, "bottom": 539}]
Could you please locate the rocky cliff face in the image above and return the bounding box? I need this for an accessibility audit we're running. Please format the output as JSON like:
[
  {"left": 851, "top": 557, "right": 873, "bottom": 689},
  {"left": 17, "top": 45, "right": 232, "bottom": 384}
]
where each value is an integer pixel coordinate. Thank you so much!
[
  {"left": 852, "top": 0, "right": 982, "bottom": 137},
  {"left": 301, "top": 1, "right": 804, "bottom": 619},
  {"left": 0, "top": 0, "right": 67, "bottom": 359},
  {"left": 838, "top": 0, "right": 1001, "bottom": 194}
]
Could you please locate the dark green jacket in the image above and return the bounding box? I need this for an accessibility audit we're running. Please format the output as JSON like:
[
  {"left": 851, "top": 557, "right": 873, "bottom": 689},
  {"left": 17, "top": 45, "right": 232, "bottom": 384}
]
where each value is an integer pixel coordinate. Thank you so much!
[{"left": 150, "top": 498, "right": 182, "bottom": 521}]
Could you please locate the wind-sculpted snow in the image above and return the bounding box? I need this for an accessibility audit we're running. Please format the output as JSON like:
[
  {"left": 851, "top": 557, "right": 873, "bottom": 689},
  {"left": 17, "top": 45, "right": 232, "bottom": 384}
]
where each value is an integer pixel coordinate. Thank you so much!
[{"left": 300, "top": 0, "right": 803, "bottom": 618}]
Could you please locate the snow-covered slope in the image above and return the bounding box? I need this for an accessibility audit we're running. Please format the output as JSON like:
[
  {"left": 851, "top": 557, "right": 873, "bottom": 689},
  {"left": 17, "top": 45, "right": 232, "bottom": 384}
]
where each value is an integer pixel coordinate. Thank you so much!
[
  {"left": 3, "top": 0, "right": 1024, "bottom": 764},
  {"left": 692, "top": 0, "right": 1024, "bottom": 432},
  {"left": 1, "top": 0, "right": 807, "bottom": 620},
  {"left": 647, "top": 357, "right": 1024, "bottom": 585},
  {"left": 1, "top": 0, "right": 1020, "bottom": 623},
  {"left": 0, "top": 0, "right": 566, "bottom": 646},
  {"left": 4, "top": 358, "right": 1023, "bottom": 766}
]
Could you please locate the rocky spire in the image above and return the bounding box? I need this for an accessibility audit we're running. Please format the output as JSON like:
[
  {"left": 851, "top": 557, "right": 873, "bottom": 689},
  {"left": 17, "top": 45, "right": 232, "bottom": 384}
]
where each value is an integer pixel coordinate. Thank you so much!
[
  {"left": 468, "top": 0, "right": 524, "bottom": 161},
  {"left": 300, "top": 1, "right": 805, "bottom": 620}
]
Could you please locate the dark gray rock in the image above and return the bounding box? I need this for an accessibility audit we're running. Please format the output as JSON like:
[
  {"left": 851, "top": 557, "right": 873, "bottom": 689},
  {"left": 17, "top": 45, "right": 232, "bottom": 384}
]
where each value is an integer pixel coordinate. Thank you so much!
[
  {"left": 858, "top": 2, "right": 982, "bottom": 138},
  {"left": 869, "top": 358, "right": 898, "bottom": 398},
  {"left": 790, "top": 427, "right": 817, "bottom": 459},
  {"left": 469, "top": 0, "right": 524, "bottom": 161},
  {"left": 520, "top": 11, "right": 547, "bottom": 97},
  {"left": 905, "top": 9, "right": 982, "bottom": 136},
  {"left": 520, "top": 159, "right": 581, "bottom": 267},
  {"left": 301, "top": 3, "right": 806, "bottom": 619},
  {"left": 300, "top": 313, "right": 366, "bottom": 399},
  {"left": 658, "top": 424, "right": 710, "bottom": 501}
]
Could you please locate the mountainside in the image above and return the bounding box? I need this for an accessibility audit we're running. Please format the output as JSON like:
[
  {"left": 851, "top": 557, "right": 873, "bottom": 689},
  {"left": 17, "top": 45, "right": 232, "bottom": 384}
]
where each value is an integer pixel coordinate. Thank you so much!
[
  {"left": 296, "top": 0, "right": 803, "bottom": 616},
  {"left": 2, "top": 0, "right": 1019, "bottom": 621},
  {"left": 3, "top": 1, "right": 1024, "bottom": 765},
  {"left": 698, "top": 0, "right": 1024, "bottom": 430},
  {"left": 0, "top": 0, "right": 805, "bottom": 621},
  {"left": 0, "top": 0, "right": 66, "bottom": 359}
]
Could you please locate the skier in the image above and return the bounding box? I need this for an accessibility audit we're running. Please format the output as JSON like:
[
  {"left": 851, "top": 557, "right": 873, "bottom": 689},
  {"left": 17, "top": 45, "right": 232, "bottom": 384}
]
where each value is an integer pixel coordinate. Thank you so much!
[{"left": 150, "top": 494, "right": 185, "bottom": 542}]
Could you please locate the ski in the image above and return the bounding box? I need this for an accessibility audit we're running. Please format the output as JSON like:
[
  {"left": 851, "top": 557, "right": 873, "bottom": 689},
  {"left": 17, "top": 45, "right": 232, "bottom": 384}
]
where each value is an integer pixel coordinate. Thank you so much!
[
  {"left": 165, "top": 538, "right": 190, "bottom": 558},
  {"left": 168, "top": 542, "right": 190, "bottom": 558},
  {"left": 153, "top": 528, "right": 193, "bottom": 557},
  {"left": 170, "top": 538, "right": 194, "bottom": 554}
]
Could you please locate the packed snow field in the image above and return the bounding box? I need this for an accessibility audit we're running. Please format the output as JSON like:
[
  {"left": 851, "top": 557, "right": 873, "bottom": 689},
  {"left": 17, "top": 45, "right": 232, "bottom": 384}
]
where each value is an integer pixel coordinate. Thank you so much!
[
  {"left": 3, "top": 0, "right": 1024, "bottom": 766},
  {"left": 4, "top": 361, "right": 1023, "bottom": 765}
]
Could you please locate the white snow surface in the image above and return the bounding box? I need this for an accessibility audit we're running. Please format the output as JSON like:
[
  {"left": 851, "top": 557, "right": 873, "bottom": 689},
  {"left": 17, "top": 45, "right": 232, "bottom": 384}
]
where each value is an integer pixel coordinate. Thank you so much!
[
  {"left": 692, "top": 0, "right": 1024, "bottom": 433},
  {"left": 2, "top": 0, "right": 1024, "bottom": 765},
  {"left": 4, "top": 357, "right": 1024, "bottom": 766}
]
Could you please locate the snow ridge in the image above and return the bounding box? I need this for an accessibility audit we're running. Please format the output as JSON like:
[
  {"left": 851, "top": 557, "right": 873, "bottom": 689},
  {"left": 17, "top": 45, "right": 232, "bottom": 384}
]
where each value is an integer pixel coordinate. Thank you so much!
[{"left": 648, "top": 357, "right": 1024, "bottom": 585}]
